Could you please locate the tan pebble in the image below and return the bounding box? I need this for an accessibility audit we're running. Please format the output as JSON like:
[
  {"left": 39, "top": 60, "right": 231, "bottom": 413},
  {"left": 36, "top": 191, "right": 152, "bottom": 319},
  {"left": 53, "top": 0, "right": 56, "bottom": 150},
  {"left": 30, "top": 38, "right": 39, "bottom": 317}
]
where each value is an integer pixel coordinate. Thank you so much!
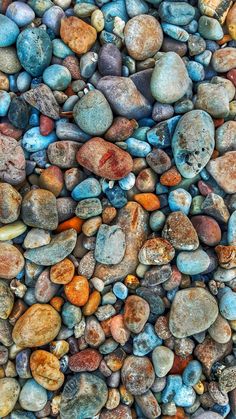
[
  {"left": 0, "top": 221, "right": 27, "bottom": 241},
  {"left": 198, "top": 0, "right": 232, "bottom": 24},
  {"left": 50, "top": 340, "right": 69, "bottom": 358},
  {"left": 30, "top": 350, "right": 64, "bottom": 391},
  {"left": 0, "top": 378, "right": 20, "bottom": 416},
  {"left": 82, "top": 216, "right": 102, "bottom": 237},
  {"left": 105, "top": 388, "right": 120, "bottom": 410},
  {"left": 51, "top": 395, "right": 61, "bottom": 416},
  {"left": 91, "top": 9, "right": 104, "bottom": 32},
  {"left": 227, "top": 2, "right": 236, "bottom": 39},
  {"left": 0, "top": 71, "right": 9, "bottom": 90},
  {"left": 50, "top": 258, "right": 75, "bottom": 285},
  {"left": 0, "top": 243, "right": 24, "bottom": 280}
]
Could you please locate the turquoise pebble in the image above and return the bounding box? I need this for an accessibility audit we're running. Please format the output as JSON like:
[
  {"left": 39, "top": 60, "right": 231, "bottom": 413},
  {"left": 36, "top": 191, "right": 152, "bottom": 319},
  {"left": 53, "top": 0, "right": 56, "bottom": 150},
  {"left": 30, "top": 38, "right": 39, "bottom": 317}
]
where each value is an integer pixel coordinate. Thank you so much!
[
  {"left": 118, "top": 172, "right": 136, "bottom": 191},
  {"left": 19, "top": 379, "right": 47, "bottom": 412},
  {"left": 147, "top": 116, "right": 180, "bottom": 148},
  {"left": 162, "top": 375, "right": 182, "bottom": 404},
  {"left": 159, "top": 1, "right": 195, "bottom": 25},
  {"left": 62, "top": 95, "right": 79, "bottom": 112},
  {"left": 0, "top": 13, "right": 20, "bottom": 47},
  {"left": 183, "top": 19, "right": 198, "bottom": 34},
  {"left": 105, "top": 185, "right": 127, "bottom": 208},
  {"left": 182, "top": 360, "right": 202, "bottom": 386},
  {"left": 42, "top": 5, "right": 65, "bottom": 35},
  {"left": 28, "top": 0, "right": 53, "bottom": 17},
  {"left": 52, "top": 39, "right": 74, "bottom": 59},
  {"left": 11, "top": 411, "right": 36, "bottom": 419},
  {"left": 149, "top": 210, "right": 166, "bottom": 231},
  {"left": 162, "top": 23, "right": 189, "bottom": 42},
  {"left": 126, "top": 137, "right": 151, "bottom": 157},
  {"left": 99, "top": 338, "right": 118, "bottom": 354},
  {"left": 133, "top": 323, "right": 162, "bottom": 356},
  {"left": 186, "top": 61, "right": 205, "bottom": 82},
  {"left": 6, "top": 1, "right": 35, "bottom": 26},
  {"left": 102, "top": 0, "right": 128, "bottom": 32},
  {"left": 174, "top": 384, "right": 196, "bottom": 407},
  {"left": 9, "top": 75, "right": 18, "bottom": 92},
  {"left": 17, "top": 71, "right": 32, "bottom": 92},
  {"left": 176, "top": 249, "right": 210, "bottom": 275},
  {"left": 133, "top": 127, "right": 149, "bottom": 141},
  {"left": 29, "top": 109, "right": 40, "bottom": 127},
  {"left": 174, "top": 99, "right": 194, "bottom": 114},
  {"left": 195, "top": 50, "right": 212, "bottom": 66},
  {"left": 113, "top": 282, "right": 128, "bottom": 300},
  {"left": 17, "top": 28, "right": 52, "bottom": 77},
  {"left": 43, "top": 64, "right": 71, "bottom": 91},
  {"left": 198, "top": 16, "right": 224, "bottom": 41},
  {"left": 219, "top": 289, "right": 236, "bottom": 320},
  {"left": 62, "top": 302, "right": 82, "bottom": 329},
  {"left": 227, "top": 210, "right": 236, "bottom": 245},
  {"left": 72, "top": 178, "right": 102, "bottom": 201},
  {"left": 22, "top": 127, "right": 57, "bottom": 152},
  {"left": 75, "top": 198, "right": 103, "bottom": 219},
  {"left": 125, "top": 0, "right": 149, "bottom": 18},
  {"left": 80, "top": 52, "right": 98, "bottom": 78},
  {"left": 0, "top": 91, "right": 11, "bottom": 116},
  {"left": 212, "top": 404, "right": 230, "bottom": 417},
  {"left": 168, "top": 188, "right": 192, "bottom": 214}
]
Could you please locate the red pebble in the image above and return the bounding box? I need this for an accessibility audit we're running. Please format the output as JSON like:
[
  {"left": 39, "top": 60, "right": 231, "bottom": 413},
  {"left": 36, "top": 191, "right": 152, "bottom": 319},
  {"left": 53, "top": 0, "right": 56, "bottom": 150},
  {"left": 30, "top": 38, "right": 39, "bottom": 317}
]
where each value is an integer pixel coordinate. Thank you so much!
[
  {"left": 169, "top": 354, "right": 193, "bottom": 374},
  {"left": 214, "top": 118, "right": 224, "bottom": 128},
  {"left": 227, "top": 69, "right": 236, "bottom": 87},
  {"left": 68, "top": 348, "right": 102, "bottom": 372},
  {"left": 0, "top": 122, "right": 22, "bottom": 139},
  {"left": 198, "top": 180, "right": 213, "bottom": 196},
  {"left": 40, "top": 115, "right": 55, "bottom": 136}
]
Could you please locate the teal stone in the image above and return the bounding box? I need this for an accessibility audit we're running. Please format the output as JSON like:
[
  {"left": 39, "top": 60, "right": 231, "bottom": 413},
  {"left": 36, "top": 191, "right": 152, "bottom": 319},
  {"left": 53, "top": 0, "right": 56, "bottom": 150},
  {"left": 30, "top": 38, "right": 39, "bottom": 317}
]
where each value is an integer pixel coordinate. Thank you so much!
[
  {"left": 168, "top": 188, "right": 192, "bottom": 214},
  {"left": 174, "top": 385, "right": 196, "bottom": 407},
  {"left": 172, "top": 110, "right": 215, "bottom": 178},
  {"left": 28, "top": 0, "right": 53, "bottom": 17},
  {"left": 0, "top": 14, "right": 20, "bottom": 47},
  {"left": 159, "top": 2, "right": 195, "bottom": 25},
  {"left": 75, "top": 198, "right": 103, "bottom": 219},
  {"left": 198, "top": 16, "right": 224, "bottom": 41},
  {"left": 182, "top": 360, "right": 202, "bottom": 386},
  {"left": 17, "top": 71, "right": 32, "bottom": 92},
  {"left": 22, "top": 127, "right": 57, "bottom": 152},
  {"left": 176, "top": 249, "right": 210, "bottom": 274},
  {"left": 219, "top": 288, "right": 236, "bottom": 320},
  {"left": 186, "top": 61, "right": 205, "bottom": 82},
  {"left": 149, "top": 211, "right": 166, "bottom": 231},
  {"left": 161, "top": 23, "right": 189, "bottom": 42},
  {"left": 62, "top": 302, "right": 82, "bottom": 329},
  {"left": 72, "top": 178, "right": 102, "bottom": 201},
  {"left": 19, "top": 379, "right": 47, "bottom": 412},
  {"left": 162, "top": 375, "right": 182, "bottom": 404},
  {"left": 133, "top": 323, "right": 162, "bottom": 356},
  {"left": 52, "top": 39, "right": 74, "bottom": 59},
  {"left": 60, "top": 373, "right": 108, "bottom": 419},
  {"left": 73, "top": 90, "right": 113, "bottom": 136},
  {"left": 17, "top": 28, "right": 52, "bottom": 77},
  {"left": 102, "top": 0, "right": 128, "bottom": 32},
  {"left": 147, "top": 116, "right": 181, "bottom": 148},
  {"left": 195, "top": 50, "right": 212, "bottom": 66},
  {"left": 125, "top": 0, "right": 149, "bottom": 18},
  {"left": 126, "top": 137, "right": 151, "bottom": 157},
  {"left": 150, "top": 52, "right": 190, "bottom": 104},
  {"left": 43, "top": 64, "right": 71, "bottom": 91},
  {"left": 0, "top": 91, "right": 11, "bottom": 116},
  {"left": 228, "top": 211, "right": 236, "bottom": 245},
  {"left": 95, "top": 224, "right": 126, "bottom": 264}
]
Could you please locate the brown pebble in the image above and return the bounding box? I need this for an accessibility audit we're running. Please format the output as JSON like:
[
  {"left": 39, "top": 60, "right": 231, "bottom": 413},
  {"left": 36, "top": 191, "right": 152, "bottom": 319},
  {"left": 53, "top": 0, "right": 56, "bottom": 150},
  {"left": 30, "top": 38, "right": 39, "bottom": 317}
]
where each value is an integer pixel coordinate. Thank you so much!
[{"left": 60, "top": 16, "right": 97, "bottom": 55}]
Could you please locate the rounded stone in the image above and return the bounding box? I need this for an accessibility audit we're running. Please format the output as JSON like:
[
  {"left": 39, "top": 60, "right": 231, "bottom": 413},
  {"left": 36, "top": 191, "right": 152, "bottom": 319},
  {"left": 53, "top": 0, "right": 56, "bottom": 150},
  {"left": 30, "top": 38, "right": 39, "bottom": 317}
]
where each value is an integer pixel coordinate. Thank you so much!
[
  {"left": 0, "top": 182, "right": 22, "bottom": 223},
  {"left": 73, "top": 90, "right": 113, "bottom": 136},
  {"left": 21, "top": 189, "right": 58, "bottom": 230},
  {"left": 150, "top": 52, "right": 190, "bottom": 104},
  {"left": 121, "top": 355, "right": 155, "bottom": 395},
  {"left": 19, "top": 379, "right": 47, "bottom": 412},
  {"left": 60, "top": 16, "right": 97, "bottom": 55},
  {"left": 169, "top": 288, "right": 219, "bottom": 338},
  {"left": 69, "top": 348, "right": 102, "bottom": 372},
  {"left": 0, "top": 134, "right": 25, "bottom": 185},
  {"left": 0, "top": 242, "right": 24, "bottom": 279},
  {"left": 0, "top": 13, "right": 19, "bottom": 47},
  {"left": 162, "top": 211, "right": 199, "bottom": 251},
  {"left": 139, "top": 237, "right": 175, "bottom": 265},
  {"left": 6, "top": 1, "right": 35, "bottom": 26},
  {"left": 12, "top": 303, "right": 61, "bottom": 348},
  {"left": 0, "top": 280, "right": 14, "bottom": 319},
  {"left": 16, "top": 28, "right": 52, "bottom": 77},
  {"left": 124, "top": 295, "right": 150, "bottom": 334},
  {"left": 191, "top": 215, "right": 221, "bottom": 246},
  {"left": 177, "top": 249, "right": 210, "bottom": 274},
  {"left": 124, "top": 15, "right": 163, "bottom": 61},
  {"left": 30, "top": 350, "right": 64, "bottom": 391},
  {"left": 172, "top": 110, "right": 215, "bottom": 178},
  {"left": 208, "top": 314, "right": 232, "bottom": 344},
  {"left": 76, "top": 137, "right": 133, "bottom": 180},
  {"left": 0, "top": 378, "right": 20, "bottom": 417},
  {"left": 0, "top": 46, "right": 21, "bottom": 74},
  {"left": 98, "top": 43, "right": 122, "bottom": 76},
  {"left": 47, "top": 141, "right": 80, "bottom": 169},
  {"left": 60, "top": 373, "right": 108, "bottom": 419},
  {"left": 95, "top": 224, "right": 126, "bottom": 265},
  {"left": 152, "top": 346, "right": 174, "bottom": 377},
  {"left": 212, "top": 48, "right": 236, "bottom": 72},
  {"left": 43, "top": 64, "right": 71, "bottom": 91}
]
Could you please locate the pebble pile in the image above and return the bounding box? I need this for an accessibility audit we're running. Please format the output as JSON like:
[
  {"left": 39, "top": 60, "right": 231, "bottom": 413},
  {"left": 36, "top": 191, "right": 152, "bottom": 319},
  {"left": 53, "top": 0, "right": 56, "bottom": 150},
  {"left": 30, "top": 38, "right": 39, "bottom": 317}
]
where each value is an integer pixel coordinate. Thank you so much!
[{"left": 0, "top": 0, "right": 236, "bottom": 417}]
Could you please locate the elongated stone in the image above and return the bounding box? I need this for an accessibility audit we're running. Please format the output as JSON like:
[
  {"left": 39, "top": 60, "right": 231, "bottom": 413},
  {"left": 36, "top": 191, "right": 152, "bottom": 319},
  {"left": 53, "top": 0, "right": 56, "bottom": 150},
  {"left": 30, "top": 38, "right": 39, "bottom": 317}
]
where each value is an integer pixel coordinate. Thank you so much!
[
  {"left": 0, "top": 243, "right": 24, "bottom": 279},
  {"left": 23, "top": 84, "right": 60, "bottom": 120},
  {"left": 0, "top": 134, "right": 26, "bottom": 185},
  {"left": 95, "top": 224, "right": 126, "bottom": 265}
]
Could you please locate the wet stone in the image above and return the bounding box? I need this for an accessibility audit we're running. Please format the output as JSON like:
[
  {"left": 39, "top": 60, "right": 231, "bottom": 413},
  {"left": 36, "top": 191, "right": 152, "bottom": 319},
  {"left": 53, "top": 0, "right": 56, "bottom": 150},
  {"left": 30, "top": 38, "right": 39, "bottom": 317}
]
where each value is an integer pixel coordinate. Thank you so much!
[
  {"left": 95, "top": 224, "right": 126, "bottom": 265},
  {"left": 121, "top": 355, "right": 155, "bottom": 395}
]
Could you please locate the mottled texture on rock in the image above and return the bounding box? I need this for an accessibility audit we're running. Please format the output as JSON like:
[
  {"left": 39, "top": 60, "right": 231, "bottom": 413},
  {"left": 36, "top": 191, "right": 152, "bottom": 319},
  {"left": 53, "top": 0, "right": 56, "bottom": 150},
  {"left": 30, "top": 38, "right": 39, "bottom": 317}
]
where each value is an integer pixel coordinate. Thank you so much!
[
  {"left": 0, "top": 243, "right": 24, "bottom": 279},
  {"left": 194, "top": 336, "right": 232, "bottom": 376},
  {"left": 22, "top": 189, "right": 58, "bottom": 230},
  {"left": 206, "top": 151, "right": 236, "bottom": 194},
  {"left": 60, "top": 16, "right": 97, "bottom": 54},
  {"left": 23, "top": 84, "right": 60, "bottom": 120},
  {"left": 162, "top": 211, "right": 199, "bottom": 250},
  {"left": 0, "top": 183, "right": 22, "bottom": 223},
  {"left": 139, "top": 237, "right": 175, "bottom": 265},
  {"left": 121, "top": 355, "right": 155, "bottom": 395},
  {"left": 0, "top": 134, "right": 26, "bottom": 185}
]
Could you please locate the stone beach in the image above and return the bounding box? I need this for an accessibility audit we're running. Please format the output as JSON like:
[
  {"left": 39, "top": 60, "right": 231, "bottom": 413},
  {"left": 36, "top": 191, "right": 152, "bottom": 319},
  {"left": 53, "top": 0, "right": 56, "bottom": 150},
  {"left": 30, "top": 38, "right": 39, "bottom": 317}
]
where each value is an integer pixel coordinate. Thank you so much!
[{"left": 0, "top": 0, "right": 235, "bottom": 418}]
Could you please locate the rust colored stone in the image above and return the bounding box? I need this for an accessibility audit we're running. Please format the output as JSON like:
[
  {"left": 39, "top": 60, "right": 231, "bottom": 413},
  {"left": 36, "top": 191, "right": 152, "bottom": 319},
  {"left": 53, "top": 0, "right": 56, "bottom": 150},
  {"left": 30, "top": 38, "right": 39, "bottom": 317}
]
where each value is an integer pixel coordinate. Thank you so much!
[{"left": 60, "top": 16, "right": 97, "bottom": 55}]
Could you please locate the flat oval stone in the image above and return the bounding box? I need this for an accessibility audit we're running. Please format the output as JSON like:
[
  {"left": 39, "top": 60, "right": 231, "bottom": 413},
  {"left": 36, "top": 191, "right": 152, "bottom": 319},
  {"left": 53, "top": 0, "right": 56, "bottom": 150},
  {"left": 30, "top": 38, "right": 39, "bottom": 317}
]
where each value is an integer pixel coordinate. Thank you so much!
[
  {"left": 6, "top": 1, "right": 35, "bottom": 26},
  {"left": 30, "top": 349, "right": 64, "bottom": 391},
  {"left": 19, "top": 379, "right": 47, "bottom": 412},
  {"left": 191, "top": 215, "right": 221, "bottom": 246},
  {"left": 0, "top": 182, "right": 22, "bottom": 223},
  {"left": 0, "top": 134, "right": 25, "bottom": 185},
  {"left": 0, "top": 378, "right": 20, "bottom": 417},
  {"left": 121, "top": 355, "right": 155, "bottom": 395},
  {"left": 73, "top": 90, "right": 113, "bottom": 136},
  {"left": 23, "top": 84, "right": 60, "bottom": 120},
  {"left": 77, "top": 137, "right": 133, "bottom": 180},
  {"left": 69, "top": 348, "right": 102, "bottom": 372},
  {"left": 17, "top": 28, "right": 52, "bottom": 77},
  {"left": 152, "top": 346, "right": 174, "bottom": 377},
  {"left": 0, "top": 280, "right": 14, "bottom": 319},
  {"left": 169, "top": 288, "right": 219, "bottom": 338},
  {"left": 162, "top": 211, "right": 199, "bottom": 250},
  {"left": 60, "top": 373, "right": 108, "bottom": 419},
  {"left": 139, "top": 237, "right": 175, "bottom": 265},
  {"left": 212, "top": 48, "right": 236, "bottom": 72},
  {"left": 208, "top": 314, "right": 232, "bottom": 344},
  {"left": 22, "top": 189, "right": 58, "bottom": 230},
  {"left": 24, "top": 229, "right": 77, "bottom": 266},
  {"left": 13, "top": 303, "right": 61, "bottom": 347},
  {"left": 24, "top": 228, "right": 51, "bottom": 249},
  {"left": 95, "top": 224, "right": 126, "bottom": 265},
  {"left": 150, "top": 52, "right": 190, "bottom": 104},
  {"left": 172, "top": 110, "right": 215, "bottom": 178},
  {"left": 0, "top": 243, "right": 24, "bottom": 279},
  {"left": 97, "top": 76, "right": 152, "bottom": 120},
  {"left": 124, "top": 295, "right": 150, "bottom": 333},
  {"left": 206, "top": 151, "right": 236, "bottom": 194},
  {"left": 0, "top": 13, "right": 19, "bottom": 47},
  {"left": 195, "top": 83, "right": 229, "bottom": 119},
  {"left": 124, "top": 14, "right": 163, "bottom": 60},
  {"left": 47, "top": 141, "right": 80, "bottom": 169},
  {"left": 177, "top": 248, "right": 210, "bottom": 274}
]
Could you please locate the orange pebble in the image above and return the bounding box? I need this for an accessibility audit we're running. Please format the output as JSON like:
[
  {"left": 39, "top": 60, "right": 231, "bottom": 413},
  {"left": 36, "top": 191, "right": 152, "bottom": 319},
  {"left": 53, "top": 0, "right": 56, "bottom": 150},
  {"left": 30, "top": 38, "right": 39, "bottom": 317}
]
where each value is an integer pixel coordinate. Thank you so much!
[
  {"left": 101, "top": 318, "right": 112, "bottom": 337},
  {"left": 102, "top": 206, "right": 117, "bottom": 224},
  {"left": 124, "top": 274, "right": 140, "bottom": 290},
  {"left": 133, "top": 193, "right": 160, "bottom": 211},
  {"left": 162, "top": 407, "right": 187, "bottom": 419},
  {"left": 56, "top": 216, "right": 84, "bottom": 233},
  {"left": 211, "top": 149, "right": 220, "bottom": 159},
  {"left": 50, "top": 296, "right": 64, "bottom": 312},
  {"left": 169, "top": 354, "right": 193, "bottom": 375},
  {"left": 214, "top": 118, "right": 224, "bottom": 128},
  {"left": 64, "top": 276, "right": 89, "bottom": 307},
  {"left": 217, "top": 34, "right": 232, "bottom": 45},
  {"left": 82, "top": 290, "right": 101, "bottom": 316},
  {"left": 50, "top": 258, "right": 75, "bottom": 285},
  {"left": 160, "top": 166, "right": 182, "bottom": 186}
]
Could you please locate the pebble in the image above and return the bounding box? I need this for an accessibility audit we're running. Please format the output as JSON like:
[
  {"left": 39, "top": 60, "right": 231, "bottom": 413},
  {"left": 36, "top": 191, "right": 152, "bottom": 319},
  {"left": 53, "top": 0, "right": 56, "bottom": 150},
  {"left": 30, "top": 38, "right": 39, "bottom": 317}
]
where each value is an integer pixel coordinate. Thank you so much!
[
  {"left": 0, "top": 46, "right": 21, "bottom": 74},
  {"left": 191, "top": 215, "right": 221, "bottom": 246},
  {"left": 162, "top": 211, "right": 199, "bottom": 251},
  {"left": 6, "top": 1, "right": 35, "bottom": 26},
  {"left": 47, "top": 141, "right": 80, "bottom": 169},
  {"left": 121, "top": 355, "right": 155, "bottom": 395},
  {"left": 152, "top": 346, "right": 174, "bottom": 377},
  {"left": 0, "top": 182, "right": 22, "bottom": 223},
  {"left": 139, "top": 237, "right": 175, "bottom": 265},
  {"left": 124, "top": 295, "right": 150, "bottom": 333},
  {"left": 0, "top": 378, "right": 20, "bottom": 417},
  {"left": 212, "top": 48, "right": 236, "bottom": 72},
  {"left": 169, "top": 288, "right": 219, "bottom": 338},
  {"left": 0, "top": 13, "right": 19, "bottom": 47},
  {"left": 207, "top": 152, "right": 236, "bottom": 194},
  {"left": 60, "top": 16, "right": 97, "bottom": 54},
  {"left": 196, "top": 83, "right": 229, "bottom": 119},
  {"left": 0, "top": 243, "right": 24, "bottom": 279},
  {"left": 30, "top": 349, "right": 64, "bottom": 390},
  {"left": 19, "top": 379, "right": 47, "bottom": 411},
  {"left": 0, "top": 134, "right": 25, "bottom": 185},
  {"left": 43, "top": 64, "right": 71, "bottom": 91},
  {"left": 23, "top": 84, "right": 60, "bottom": 120},
  {"left": 21, "top": 189, "right": 58, "bottom": 230}
]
